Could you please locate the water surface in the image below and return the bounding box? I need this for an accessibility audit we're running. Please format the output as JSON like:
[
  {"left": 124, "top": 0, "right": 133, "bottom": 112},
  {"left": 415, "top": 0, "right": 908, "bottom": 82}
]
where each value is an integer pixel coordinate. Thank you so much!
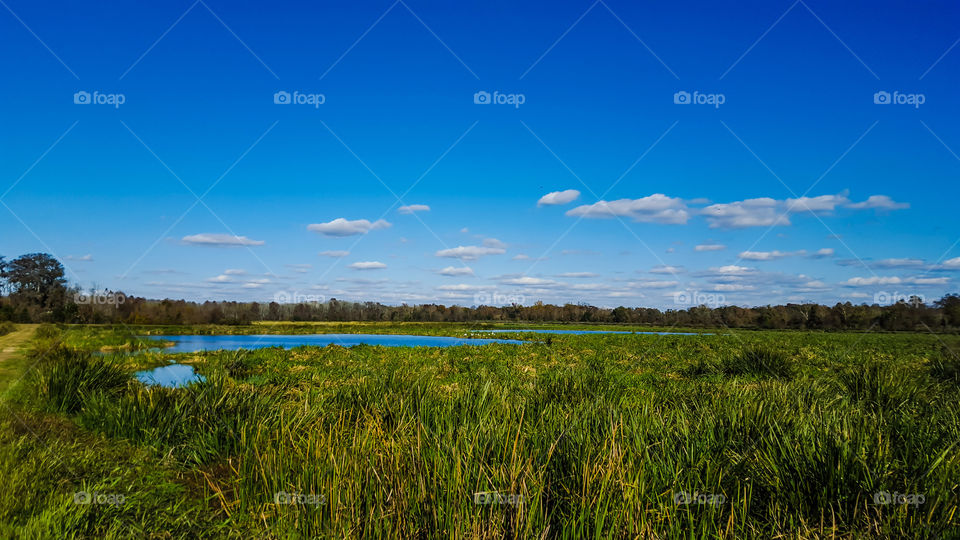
[
  {"left": 153, "top": 334, "right": 526, "bottom": 353},
  {"left": 136, "top": 364, "right": 205, "bottom": 388}
]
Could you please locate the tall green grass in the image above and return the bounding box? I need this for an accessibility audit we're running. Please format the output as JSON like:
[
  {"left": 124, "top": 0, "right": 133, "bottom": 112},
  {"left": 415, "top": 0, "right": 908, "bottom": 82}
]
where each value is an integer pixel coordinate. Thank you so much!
[{"left": 3, "top": 328, "right": 959, "bottom": 537}]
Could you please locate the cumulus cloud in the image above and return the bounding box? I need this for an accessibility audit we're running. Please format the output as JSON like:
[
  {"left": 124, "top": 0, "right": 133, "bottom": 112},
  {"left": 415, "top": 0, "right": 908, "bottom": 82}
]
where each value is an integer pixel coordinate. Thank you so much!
[
  {"left": 348, "top": 261, "right": 387, "bottom": 270},
  {"left": 739, "top": 250, "right": 805, "bottom": 261},
  {"left": 701, "top": 198, "right": 786, "bottom": 229},
  {"left": 307, "top": 218, "right": 391, "bottom": 237},
  {"left": 438, "top": 266, "right": 474, "bottom": 276},
  {"left": 843, "top": 276, "right": 948, "bottom": 286},
  {"left": 398, "top": 204, "right": 430, "bottom": 214},
  {"left": 538, "top": 189, "right": 581, "bottom": 206},
  {"left": 710, "top": 265, "right": 755, "bottom": 275},
  {"left": 939, "top": 257, "right": 960, "bottom": 269},
  {"left": 846, "top": 195, "right": 909, "bottom": 210},
  {"left": 224, "top": 269, "right": 247, "bottom": 275},
  {"left": 319, "top": 250, "right": 350, "bottom": 258},
  {"left": 785, "top": 194, "right": 850, "bottom": 213},
  {"left": 500, "top": 276, "right": 561, "bottom": 286},
  {"left": 810, "top": 248, "right": 834, "bottom": 259},
  {"left": 182, "top": 233, "right": 265, "bottom": 247},
  {"left": 650, "top": 265, "right": 685, "bottom": 274},
  {"left": 435, "top": 245, "right": 506, "bottom": 261},
  {"left": 566, "top": 194, "right": 689, "bottom": 224},
  {"left": 871, "top": 258, "right": 925, "bottom": 269},
  {"left": 557, "top": 272, "right": 599, "bottom": 278},
  {"left": 695, "top": 243, "right": 726, "bottom": 252},
  {"left": 483, "top": 238, "right": 507, "bottom": 249}
]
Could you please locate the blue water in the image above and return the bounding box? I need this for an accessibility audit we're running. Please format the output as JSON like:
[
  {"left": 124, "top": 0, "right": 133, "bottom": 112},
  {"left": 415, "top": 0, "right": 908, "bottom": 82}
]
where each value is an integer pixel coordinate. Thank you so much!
[
  {"left": 471, "top": 329, "right": 706, "bottom": 336},
  {"left": 152, "top": 334, "right": 526, "bottom": 353},
  {"left": 136, "top": 364, "right": 205, "bottom": 388}
]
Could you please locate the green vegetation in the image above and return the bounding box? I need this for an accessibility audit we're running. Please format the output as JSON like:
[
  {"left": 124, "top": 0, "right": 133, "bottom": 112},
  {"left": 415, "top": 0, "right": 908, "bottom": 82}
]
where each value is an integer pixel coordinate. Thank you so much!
[
  {"left": 1, "top": 324, "right": 958, "bottom": 538},
  {"left": 0, "top": 321, "right": 14, "bottom": 337}
]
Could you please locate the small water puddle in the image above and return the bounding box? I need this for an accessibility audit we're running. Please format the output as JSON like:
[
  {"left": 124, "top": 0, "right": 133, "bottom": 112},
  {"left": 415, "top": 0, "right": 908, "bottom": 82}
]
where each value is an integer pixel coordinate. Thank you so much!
[{"left": 136, "top": 364, "right": 205, "bottom": 388}]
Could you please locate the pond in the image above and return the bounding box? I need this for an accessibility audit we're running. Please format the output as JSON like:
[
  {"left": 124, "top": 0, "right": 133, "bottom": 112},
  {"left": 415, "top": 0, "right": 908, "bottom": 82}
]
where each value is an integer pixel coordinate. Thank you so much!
[
  {"left": 136, "top": 364, "right": 205, "bottom": 388},
  {"left": 151, "top": 334, "right": 527, "bottom": 353},
  {"left": 470, "top": 329, "right": 707, "bottom": 335}
]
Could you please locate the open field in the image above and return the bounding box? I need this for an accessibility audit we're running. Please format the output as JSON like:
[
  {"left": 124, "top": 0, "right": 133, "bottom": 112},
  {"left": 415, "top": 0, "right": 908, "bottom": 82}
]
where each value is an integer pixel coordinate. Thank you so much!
[{"left": 1, "top": 323, "right": 959, "bottom": 538}]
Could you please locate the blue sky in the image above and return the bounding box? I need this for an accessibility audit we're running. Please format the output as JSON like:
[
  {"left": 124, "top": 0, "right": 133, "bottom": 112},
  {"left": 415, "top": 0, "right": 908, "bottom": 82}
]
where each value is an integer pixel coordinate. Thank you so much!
[{"left": 1, "top": 0, "right": 959, "bottom": 308}]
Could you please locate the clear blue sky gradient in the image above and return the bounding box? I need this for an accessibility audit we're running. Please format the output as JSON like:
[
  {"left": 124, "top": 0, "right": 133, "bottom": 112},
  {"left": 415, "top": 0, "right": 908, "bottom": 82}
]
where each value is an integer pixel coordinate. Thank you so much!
[{"left": 1, "top": 0, "right": 958, "bottom": 307}]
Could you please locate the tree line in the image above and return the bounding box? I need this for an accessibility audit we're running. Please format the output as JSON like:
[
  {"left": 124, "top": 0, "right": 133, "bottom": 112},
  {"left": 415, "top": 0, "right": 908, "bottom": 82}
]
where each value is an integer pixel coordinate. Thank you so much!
[{"left": 2, "top": 252, "right": 959, "bottom": 331}]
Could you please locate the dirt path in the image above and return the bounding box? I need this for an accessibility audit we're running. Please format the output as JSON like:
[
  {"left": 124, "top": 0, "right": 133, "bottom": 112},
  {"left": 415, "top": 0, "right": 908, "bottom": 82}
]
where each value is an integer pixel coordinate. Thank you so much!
[
  {"left": 0, "top": 324, "right": 36, "bottom": 363},
  {"left": 0, "top": 325, "right": 37, "bottom": 394}
]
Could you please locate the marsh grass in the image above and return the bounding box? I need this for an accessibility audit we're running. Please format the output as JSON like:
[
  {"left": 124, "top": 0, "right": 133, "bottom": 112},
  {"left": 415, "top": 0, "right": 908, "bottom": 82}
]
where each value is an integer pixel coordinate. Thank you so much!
[{"left": 2, "top": 326, "right": 959, "bottom": 537}]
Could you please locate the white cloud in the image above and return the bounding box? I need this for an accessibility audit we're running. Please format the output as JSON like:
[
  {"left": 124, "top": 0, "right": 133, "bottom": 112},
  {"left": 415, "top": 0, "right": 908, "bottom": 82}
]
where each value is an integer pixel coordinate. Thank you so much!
[
  {"left": 701, "top": 198, "right": 787, "bottom": 229},
  {"left": 435, "top": 245, "right": 506, "bottom": 261},
  {"left": 483, "top": 238, "right": 507, "bottom": 249},
  {"left": 500, "top": 276, "right": 561, "bottom": 286},
  {"left": 66, "top": 254, "right": 93, "bottom": 261},
  {"left": 940, "top": 257, "right": 960, "bottom": 269},
  {"left": 319, "top": 250, "right": 350, "bottom": 258},
  {"left": 846, "top": 195, "right": 909, "bottom": 210},
  {"left": 206, "top": 274, "right": 235, "bottom": 283},
  {"left": 538, "top": 189, "right": 580, "bottom": 206},
  {"left": 438, "top": 266, "right": 474, "bottom": 276},
  {"left": 739, "top": 250, "right": 805, "bottom": 261},
  {"left": 182, "top": 233, "right": 265, "bottom": 247},
  {"left": 634, "top": 280, "right": 679, "bottom": 289},
  {"left": 650, "top": 265, "right": 685, "bottom": 274},
  {"left": 566, "top": 194, "right": 689, "bottom": 224},
  {"left": 307, "top": 218, "right": 391, "bottom": 237},
  {"left": 695, "top": 243, "right": 726, "bottom": 252},
  {"left": 557, "top": 272, "right": 599, "bottom": 278},
  {"left": 512, "top": 254, "right": 530, "bottom": 260},
  {"left": 398, "top": 204, "right": 430, "bottom": 214},
  {"left": 348, "top": 261, "right": 387, "bottom": 270},
  {"left": 844, "top": 276, "right": 902, "bottom": 286},
  {"left": 709, "top": 283, "right": 756, "bottom": 292},
  {"left": 810, "top": 248, "right": 834, "bottom": 259},
  {"left": 286, "top": 264, "right": 312, "bottom": 273},
  {"left": 711, "top": 265, "right": 755, "bottom": 275},
  {"left": 785, "top": 194, "right": 850, "bottom": 213},
  {"left": 911, "top": 277, "right": 949, "bottom": 285},
  {"left": 872, "top": 258, "right": 924, "bottom": 269},
  {"left": 224, "top": 269, "right": 247, "bottom": 275}
]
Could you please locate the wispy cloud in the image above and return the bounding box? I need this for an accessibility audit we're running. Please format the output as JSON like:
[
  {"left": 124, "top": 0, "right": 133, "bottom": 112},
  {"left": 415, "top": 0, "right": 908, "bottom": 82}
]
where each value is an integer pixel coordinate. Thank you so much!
[
  {"left": 182, "top": 233, "right": 265, "bottom": 247},
  {"left": 308, "top": 218, "right": 391, "bottom": 237}
]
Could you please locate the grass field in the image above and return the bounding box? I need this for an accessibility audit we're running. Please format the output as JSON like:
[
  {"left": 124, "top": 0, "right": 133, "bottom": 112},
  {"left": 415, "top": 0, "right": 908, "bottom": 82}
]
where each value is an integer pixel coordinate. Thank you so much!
[{"left": 1, "top": 323, "right": 959, "bottom": 538}]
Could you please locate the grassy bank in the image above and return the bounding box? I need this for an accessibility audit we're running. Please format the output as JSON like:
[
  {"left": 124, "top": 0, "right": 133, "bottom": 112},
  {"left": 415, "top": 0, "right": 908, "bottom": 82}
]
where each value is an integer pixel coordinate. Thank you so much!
[{"left": 1, "top": 324, "right": 959, "bottom": 537}]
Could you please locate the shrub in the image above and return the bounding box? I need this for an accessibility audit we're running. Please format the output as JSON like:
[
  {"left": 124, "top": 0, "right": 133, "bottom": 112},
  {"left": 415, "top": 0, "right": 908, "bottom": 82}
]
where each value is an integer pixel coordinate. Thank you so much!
[
  {"left": 0, "top": 321, "right": 15, "bottom": 336},
  {"left": 30, "top": 346, "right": 129, "bottom": 414}
]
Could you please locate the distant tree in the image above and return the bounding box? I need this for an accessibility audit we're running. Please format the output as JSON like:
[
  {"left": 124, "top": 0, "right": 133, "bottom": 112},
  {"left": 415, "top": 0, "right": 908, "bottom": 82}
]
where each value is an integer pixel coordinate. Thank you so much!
[{"left": 2, "top": 253, "right": 68, "bottom": 319}]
